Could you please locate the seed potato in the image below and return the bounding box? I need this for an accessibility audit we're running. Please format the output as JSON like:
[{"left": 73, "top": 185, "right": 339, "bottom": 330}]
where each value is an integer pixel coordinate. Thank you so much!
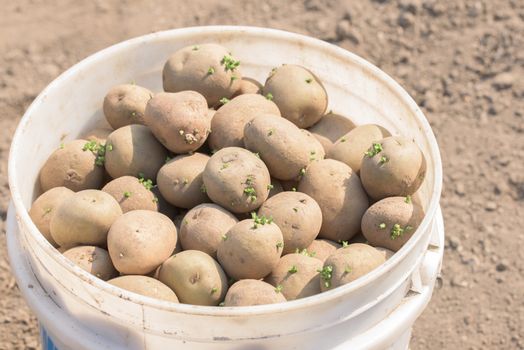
[
  {"left": 263, "top": 64, "right": 327, "bottom": 128},
  {"left": 63, "top": 246, "right": 118, "bottom": 281},
  {"left": 232, "top": 77, "right": 262, "bottom": 97},
  {"left": 298, "top": 159, "right": 369, "bottom": 242},
  {"left": 306, "top": 239, "right": 341, "bottom": 262},
  {"left": 108, "top": 275, "right": 179, "bottom": 303},
  {"left": 157, "top": 250, "right": 228, "bottom": 306},
  {"left": 360, "top": 136, "right": 426, "bottom": 200},
  {"left": 103, "top": 84, "right": 153, "bottom": 129},
  {"left": 40, "top": 139, "right": 105, "bottom": 192},
  {"left": 224, "top": 279, "right": 286, "bottom": 306},
  {"left": 50, "top": 190, "right": 122, "bottom": 246},
  {"left": 102, "top": 176, "right": 158, "bottom": 213},
  {"left": 108, "top": 210, "right": 177, "bottom": 275},
  {"left": 308, "top": 112, "right": 355, "bottom": 153}
]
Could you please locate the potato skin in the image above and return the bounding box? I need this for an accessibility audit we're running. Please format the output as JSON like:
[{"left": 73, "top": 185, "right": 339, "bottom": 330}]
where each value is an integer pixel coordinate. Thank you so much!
[
  {"left": 308, "top": 112, "right": 355, "bottom": 154},
  {"left": 162, "top": 44, "right": 242, "bottom": 106},
  {"left": 29, "top": 187, "right": 74, "bottom": 246},
  {"left": 144, "top": 91, "right": 210, "bottom": 153},
  {"left": 232, "top": 77, "right": 262, "bottom": 97},
  {"left": 203, "top": 147, "right": 271, "bottom": 213},
  {"left": 217, "top": 219, "right": 284, "bottom": 280},
  {"left": 298, "top": 159, "right": 369, "bottom": 242},
  {"left": 40, "top": 139, "right": 105, "bottom": 192},
  {"left": 360, "top": 136, "right": 426, "bottom": 200},
  {"left": 263, "top": 64, "right": 327, "bottom": 128},
  {"left": 321, "top": 243, "right": 386, "bottom": 291},
  {"left": 103, "top": 84, "right": 153, "bottom": 129},
  {"left": 157, "top": 153, "right": 210, "bottom": 209},
  {"left": 179, "top": 203, "right": 238, "bottom": 258},
  {"left": 157, "top": 250, "right": 228, "bottom": 306},
  {"left": 50, "top": 190, "right": 122, "bottom": 247},
  {"left": 105, "top": 125, "right": 168, "bottom": 181},
  {"left": 224, "top": 279, "right": 286, "bottom": 306},
  {"left": 63, "top": 246, "right": 118, "bottom": 281},
  {"left": 361, "top": 196, "right": 425, "bottom": 251},
  {"left": 306, "top": 239, "right": 341, "bottom": 263},
  {"left": 107, "top": 210, "right": 177, "bottom": 275},
  {"left": 265, "top": 253, "right": 322, "bottom": 300},
  {"left": 258, "top": 191, "right": 322, "bottom": 254},
  {"left": 108, "top": 275, "right": 179, "bottom": 303},
  {"left": 328, "top": 124, "right": 391, "bottom": 173},
  {"left": 208, "top": 94, "right": 281, "bottom": 151},
  {"left": 244, "top": 115, "right": 325, "bottom": 181},
  {"left": 102, "top": 176, "right": 158, "bottom": 213}
]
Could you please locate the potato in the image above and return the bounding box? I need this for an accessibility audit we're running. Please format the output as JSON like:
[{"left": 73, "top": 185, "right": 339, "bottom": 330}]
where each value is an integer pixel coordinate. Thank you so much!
[
  {"left": 224, "top": 280, "right": 286, "bottom": 306},
  {"left": 265, "top": 253, "right": 322, "bottom": 300},
  {"left": 179, "top": 203, "right": 238, "bottom": 258},
  {"left": 157, "top": 153, "right": 210, "bottom": 209},
  {"left": 263, "top": 64, "right": 327, "bottom": 128},
  {"left": 103, "top": 84, "right": 153, "bottom": 129},
  {"left": 268, "top": 178, "right": 284, "bottom": 198},
  {"left": 104, "top": 125, "right": 168, "bottom": 180},
  {"left": 102, "top": 176, "right": 158, "bottom": 213},
  {"left": 258, "top": 192, "right": 322, "bottom": 254},
  {"left": 306, "top": 239, "right": 341, "bottom": 263},
  {"left": 208, "top": 94, "right": 281, "bottom": 151},
  {"left": 217, "top": 217, "right": 284, "bottom": 280},
  {"left": 107, "top": 210, "right": 177, "bottom": 275},
  {"left": 81, "top": 127, "right": 113, "bottom": 144},
  {"left": 320, "top": 243, "right": 386, "bottom": 291},
  {"left": 162, "top": 44, "right": 242, "bottom": 106},
  {"left": 40, "top": 139, "right": 105, "bottom": 192},
  {"left": 144, "top": 92, "right": 210, "bottom": 153},
  {"left": 108, "top": 275, "right": 179, "bottom": 303},
  {"left": 63, "top": 246, "right": 118, "bottom": 281},
  {"left": 244, "top": 115, "right": 325, "bottom": 181},
  {"left": 203, "top": 147, "right": 271, "bottom": 213},
  {"left": 50, "top": 190, "right": 122, "bottom": 246},
  {"left": 232, "top": 77, "right": 262, "bottom": 97},
  {"left": 361, "top": 196, "right": 424, "bottom": 251},
  {"left": 157, "top": 250, "right": 228, "bottom": 306},
  {"left": 360, "top": 136, "right": 426, "bottom": 200},
  {"left": 298, "top": 159, "right": 369, "bottom": 242},
  {"left": 308, "top": 112, "right": 355, "bottom": 153},
  {"left": 29, "top": 187, "right": 74, "bottom": 246},
  {"left": 328, "top": 124, "right": 391, "bottom": 173}
]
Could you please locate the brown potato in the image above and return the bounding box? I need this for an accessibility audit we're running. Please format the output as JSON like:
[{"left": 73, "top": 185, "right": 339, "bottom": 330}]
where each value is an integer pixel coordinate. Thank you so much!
[
  {"left": 29, "top": 187, "right": 74, "bottom": 246},
  {"left": 258, "top": 191, "right": 322, "bottom": 254},
  {"left": 163, "top": 44, "right": 242, "bottom": 106},
  {"left": 217, "top": 217, "right": 284, "bottom": 280},
  {"left": 144, "top": 91, "right": 210, "bottom": 153},
  {"left": 328, "top": 124, "right": 391, "bottom": 173},
  {"left": 243, "top": 115, "right": 325, "bottom": 181},
  {"left": 81, "top": 127, "right": 113, "bottom": 144},
  {"left": 265, "top": 253, "right": 322, "bottom": 300},
  {"left": 105, "top": 125, "right": 168, "bottom": 180},
  {"left": 40, "top": 139, "right": 105, "bottom": 192},
  {"left": 306, "top": 239, "right": 341, "bottom": 263},
  {"left": 298, "top": 159, "right": 369, "bottom": 242},
  {"left": 361, "top": 196, "right": 425, "bottom": 251},
  {"left": 203, "top": 147, "right": 271, "bottom": 213},
  {"left": 157, "top": 250, "right": 228, "bottom": 306},
  {"left": 107, "top": 210, "right": 177, "bottom": 275},
  {"left": 108, "top": 275, "right": 179, "bottom": 303},
  {"left": 157, "top": 153, "right": 210, "bottom": 209},
  {"left": 179, "top": 203, "right": 238, "bottom": 258},
  {"left": 320, "top": 243, "right": 386, "bottom": 291},
  {"left": 103, "top": 84, "right": 153, "bottom": 129},
  {"left": 102, "top": 176, "right": 158, "bottom": 213},
  {"left": 308, "top": 112, "right": 355, "bottom": 153},
  {"left": 232, "top": 77, "right": 263, "bottom": 97},
  {"left": 224, "top": 279, "right": 286, "bottom": 306},
  {"left": 263, "top": 64, "right": 327, "bottom": 128},
  {"left": 50, "top": 190, "right": 122, "bottom": 246},
  {"left": 208, "top": 94, "right": 281, "bottom": 151},
  {"left": 360, "top": 136, "right": 426, "bottom": 200},
  {"left": 63, "top": 246, "right": 118, "bottom": 281}
]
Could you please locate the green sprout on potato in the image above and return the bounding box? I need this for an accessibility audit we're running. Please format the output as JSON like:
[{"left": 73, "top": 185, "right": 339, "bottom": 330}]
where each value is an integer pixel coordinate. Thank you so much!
[
  {"left": 340, "top": 240, "right": 349, "bottom": 248},
  {"left": 211, "top": 287, "right": 218, "bottom": 295},
  {"left": 379, "top": 156, "right": 388, "bottom": 165},
  {"left": 288, "top": 265, "right": 298, "bottom": 274},
  {"left": 365, "top": 142, "right": 383, "bottom": 157},
  {"left": 299, "top": 168, "right": 306, "bottom": 176},
  {"left": 267, "top": 128, "right": 275, "bottom": 136},
  {"left": 390, "top": 224, "right": 404, "bottom": 240},
  {"left": 83, "top": 141, "right": 106, "bottom": 166},
  {"left": 221, "top": 234, "right": 228, "bottom": 241},
  {"left": 318, "top": 265, "right": 333, "bottom": 288},
  {"left": 152, "top": 197, "right": 159, "bottom": 203},
  {"left": 219, "top": 97, "right": 230, "bottom": 105},
  {"left": 138, "top": 173, "right": 154, "bottom": 190},
  {"left": 265, "top": 93, "right": 274, "bottom": 101},
  {"left": 276, "top": 242, "right": 284, "bottom": 249},
  {"left": 165, "top": 156, "right": 171, "bottom": 163},
  {"left": 200, "top": 184, "right": 207, "bottom": 193},
  {"left": 379, "top": 223, "right": 386, "bottom": 229},
  {"left": 405, "top": 195, "right": 412, "bottom": 204},
  {"left": 291, "top": 187, "right": 297, "bottom": 192},
  {"left": 220, "top": 55, "right": 240, "bottom": 72},
  {"left": 123, "top": 191, "right": 132, "bottom": 198},
  {"left": 251, "top": 212, "right": 273, "bottom": 228},
  {"left": 207, "top": 67, "right": 215, "bottom": 75},
  {"left": 344, "top": 266, "right": 352, "bottom": 274},
  {"left": 295, "top": 248, "right": 315, "bottom": 257},
  {"left": 267, "top": 184, "right": 274, "bottom": 191},
  {"left": 274, "top": 284, "right": 284, "bottom": 293},
  {"left": 59, "top": 143, "right": 64, "bottom": 149}
]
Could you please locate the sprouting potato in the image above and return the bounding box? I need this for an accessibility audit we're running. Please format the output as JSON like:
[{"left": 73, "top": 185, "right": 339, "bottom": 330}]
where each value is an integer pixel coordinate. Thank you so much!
[{"left": 103, "top": 84, "right": 153, "bottom": 129}]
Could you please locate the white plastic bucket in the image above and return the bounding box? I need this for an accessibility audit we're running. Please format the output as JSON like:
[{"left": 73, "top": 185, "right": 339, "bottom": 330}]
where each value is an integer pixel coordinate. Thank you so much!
[{"left": 7, "top": 26, "right": 443, "bottom": 350}]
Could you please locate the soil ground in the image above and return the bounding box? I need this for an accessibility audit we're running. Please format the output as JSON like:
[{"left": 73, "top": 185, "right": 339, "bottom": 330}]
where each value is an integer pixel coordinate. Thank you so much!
[{"left": 1, "top": 0, "right": 523, "bottom": 349}]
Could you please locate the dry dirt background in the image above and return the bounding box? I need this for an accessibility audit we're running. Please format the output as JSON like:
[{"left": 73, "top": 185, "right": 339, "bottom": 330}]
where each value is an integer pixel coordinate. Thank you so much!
[{"left": 1, "top": 0, "right": 523, "bottom": 349}]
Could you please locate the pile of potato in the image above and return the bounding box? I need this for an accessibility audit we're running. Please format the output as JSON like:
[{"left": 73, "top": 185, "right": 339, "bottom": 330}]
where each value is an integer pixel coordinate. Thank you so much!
[{"left": 29, "top": 43, "right": 426, "bottom": 307}]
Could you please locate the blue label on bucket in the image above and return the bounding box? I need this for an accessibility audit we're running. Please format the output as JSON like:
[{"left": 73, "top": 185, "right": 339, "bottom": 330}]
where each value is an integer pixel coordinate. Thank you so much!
[{"left": 41, "top": 327, "right": 59, "bottom": 350}]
